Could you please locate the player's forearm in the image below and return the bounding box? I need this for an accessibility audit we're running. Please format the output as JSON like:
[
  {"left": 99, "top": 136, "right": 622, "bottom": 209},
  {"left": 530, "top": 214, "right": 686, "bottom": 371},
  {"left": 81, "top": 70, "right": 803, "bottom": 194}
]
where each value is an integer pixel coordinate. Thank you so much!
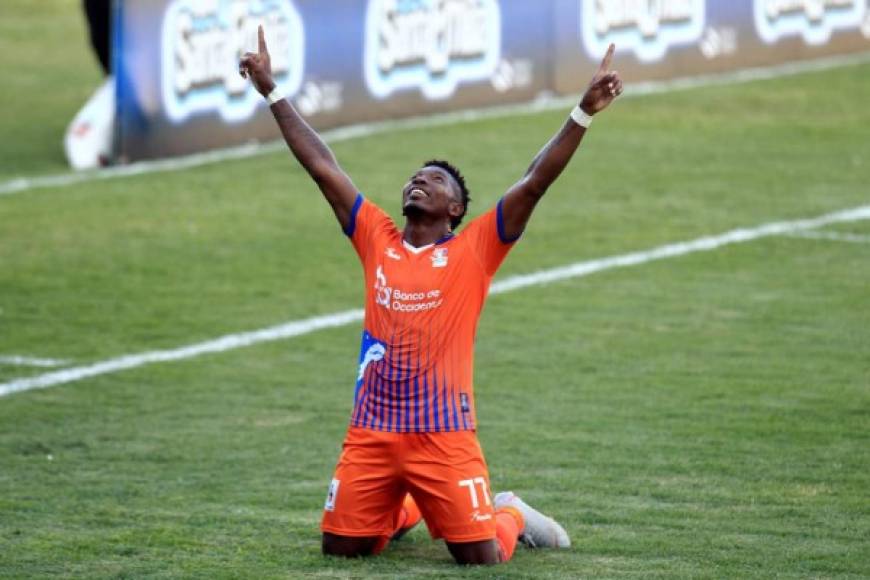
[
  {"left": 270, "top": 99, "right": 341, "bottom": 180},
  {"left": 520, "top": 41, "right": 620, "bottom": 198},
  {"left": 496, "top": 116, "right": 588, "bottom": 241},
  {"left": 521, "top": 119, "right": 587, "bottom": 199},
  {"left": 240, "top": 27, "right": 357, "bottom": 227}
]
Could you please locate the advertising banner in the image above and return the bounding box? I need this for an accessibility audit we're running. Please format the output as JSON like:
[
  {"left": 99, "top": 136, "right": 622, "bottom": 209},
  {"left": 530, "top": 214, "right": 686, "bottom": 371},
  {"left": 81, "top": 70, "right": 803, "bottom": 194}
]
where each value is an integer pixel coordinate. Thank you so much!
[
  {"left": 553, "top": 0, "right": 870, "bottom": 94},
  {"left": 113, "top": 0, "right": 870, "bottom": 163},
  {"left": 114, "top": 0, "right": 551, "bottom": 162}
]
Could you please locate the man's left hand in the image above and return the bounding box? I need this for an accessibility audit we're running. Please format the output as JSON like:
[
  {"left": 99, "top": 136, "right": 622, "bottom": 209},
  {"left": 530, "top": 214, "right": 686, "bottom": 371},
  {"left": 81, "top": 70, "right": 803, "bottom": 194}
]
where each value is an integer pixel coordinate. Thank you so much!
[
  {"left": 239, "top": 25, "right": 276, "bottom": 97},
  {"left": 580, "top": 44, "right": 623, "bottom": 115}
]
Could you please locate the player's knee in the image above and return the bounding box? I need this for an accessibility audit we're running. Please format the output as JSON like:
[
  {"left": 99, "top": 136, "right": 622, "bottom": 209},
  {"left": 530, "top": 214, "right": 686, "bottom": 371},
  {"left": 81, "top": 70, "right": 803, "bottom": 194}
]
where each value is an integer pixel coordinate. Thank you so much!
[
  {"left": 446, "top": 539, "right": 501, "bottom": 565},
  {"left": 321, "top": 532, "right": 379, "bottom": 558}
]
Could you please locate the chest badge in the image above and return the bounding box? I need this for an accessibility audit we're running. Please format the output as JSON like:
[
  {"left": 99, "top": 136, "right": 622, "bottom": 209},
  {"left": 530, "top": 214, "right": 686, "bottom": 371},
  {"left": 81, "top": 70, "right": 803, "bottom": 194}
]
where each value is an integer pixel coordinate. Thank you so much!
[
  {"left": 431, "top": 248, "right": 448, "bottom": 268},
  {"left": 385, "top": 247, "right": 401, "bottom": 261}
]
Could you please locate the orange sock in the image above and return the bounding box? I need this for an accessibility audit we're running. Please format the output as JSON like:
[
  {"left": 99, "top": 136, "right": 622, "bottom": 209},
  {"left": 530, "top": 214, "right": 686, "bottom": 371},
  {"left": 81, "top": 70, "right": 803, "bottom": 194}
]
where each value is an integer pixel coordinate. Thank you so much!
[
  {"left": 392, "top": 494, "right": 422, "bottom": 538},
  {"left": 495, "top": 506, "right": 524, "bottom": 562},
  {"left": 373, "top": 494, "right": 423, "bottom": 555}
]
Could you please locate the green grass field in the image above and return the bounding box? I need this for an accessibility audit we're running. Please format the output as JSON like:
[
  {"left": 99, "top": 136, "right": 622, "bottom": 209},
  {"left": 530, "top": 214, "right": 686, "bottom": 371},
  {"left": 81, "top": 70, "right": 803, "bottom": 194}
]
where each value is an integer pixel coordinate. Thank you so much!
[{"left": 2, "top": 2, "right": 869, "bottom": 578}]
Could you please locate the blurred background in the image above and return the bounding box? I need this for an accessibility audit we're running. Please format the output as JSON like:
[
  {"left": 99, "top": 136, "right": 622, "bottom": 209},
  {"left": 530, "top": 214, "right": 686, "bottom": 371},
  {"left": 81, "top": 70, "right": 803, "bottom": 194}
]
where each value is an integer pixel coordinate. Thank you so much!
[{"left": 2, "top": 0, "right": 868, "bottom": 175}]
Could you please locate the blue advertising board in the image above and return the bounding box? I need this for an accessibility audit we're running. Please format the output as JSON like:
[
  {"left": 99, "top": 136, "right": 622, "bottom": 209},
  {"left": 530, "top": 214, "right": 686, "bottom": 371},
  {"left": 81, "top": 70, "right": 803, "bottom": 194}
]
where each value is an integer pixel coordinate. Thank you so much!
[
  {"left": 113, "top": 0, "right": 870, "bottom": 162},
  {"left": 553, "top": 0, "right": 870, "bottom": 93}
]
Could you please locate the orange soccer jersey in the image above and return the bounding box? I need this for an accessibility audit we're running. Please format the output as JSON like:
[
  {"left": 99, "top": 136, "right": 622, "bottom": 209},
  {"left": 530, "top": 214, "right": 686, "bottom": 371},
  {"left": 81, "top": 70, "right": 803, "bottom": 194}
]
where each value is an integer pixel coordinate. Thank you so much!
[{"left": 345, "top": 194, "right": 518, "bottom": 433}]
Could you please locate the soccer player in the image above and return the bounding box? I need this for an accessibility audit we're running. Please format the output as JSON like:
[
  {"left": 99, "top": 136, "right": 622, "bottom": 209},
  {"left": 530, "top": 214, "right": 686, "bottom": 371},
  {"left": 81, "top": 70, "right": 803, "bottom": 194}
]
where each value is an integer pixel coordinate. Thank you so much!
[{"left": 240, "top": 26, "right": 622, "bottom": 565}]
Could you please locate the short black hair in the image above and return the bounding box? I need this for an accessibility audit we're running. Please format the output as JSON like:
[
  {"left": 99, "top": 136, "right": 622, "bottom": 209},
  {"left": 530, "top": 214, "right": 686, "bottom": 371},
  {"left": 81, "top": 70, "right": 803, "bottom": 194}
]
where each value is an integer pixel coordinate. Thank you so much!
[{"left": 424, "top": 159, "right": 471, "bottom": 230}]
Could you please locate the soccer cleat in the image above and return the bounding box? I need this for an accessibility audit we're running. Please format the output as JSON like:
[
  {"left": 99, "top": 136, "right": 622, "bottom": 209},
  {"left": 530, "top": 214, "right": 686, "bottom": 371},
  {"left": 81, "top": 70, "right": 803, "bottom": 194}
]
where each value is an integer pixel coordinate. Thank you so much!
[{"left": 494, "top": 491, "right": 571, "bottom": 549}]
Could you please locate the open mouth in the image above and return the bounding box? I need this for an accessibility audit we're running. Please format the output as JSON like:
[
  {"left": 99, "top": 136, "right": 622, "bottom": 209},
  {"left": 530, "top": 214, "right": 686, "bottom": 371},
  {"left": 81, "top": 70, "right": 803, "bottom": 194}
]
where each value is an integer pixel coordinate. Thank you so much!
[{"left": 407, "top": 188, "right": 428, "bottom": 201}]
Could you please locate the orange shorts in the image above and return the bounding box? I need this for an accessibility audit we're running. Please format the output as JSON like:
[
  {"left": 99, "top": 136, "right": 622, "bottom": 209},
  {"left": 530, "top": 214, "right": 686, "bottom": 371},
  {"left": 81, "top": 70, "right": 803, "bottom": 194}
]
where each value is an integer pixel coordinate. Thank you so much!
[{"left": 320, "top": 427, "right": 497, "bottom": 543}]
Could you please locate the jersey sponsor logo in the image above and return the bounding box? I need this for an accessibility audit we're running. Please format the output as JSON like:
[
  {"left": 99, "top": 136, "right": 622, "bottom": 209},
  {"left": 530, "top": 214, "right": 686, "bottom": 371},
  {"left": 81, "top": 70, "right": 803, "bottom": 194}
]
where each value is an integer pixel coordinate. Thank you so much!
[
  {"left": 374, "top": 265, "right": 444, "bottom": 312},
  {"left": 160, "top": 0, "right": 304, "bottom": 123},
  {"left": 579, "top": 0, "right": 706, "bottom": 63},
  {"left": 363, "top": 0, "right": 502, "bottom": 100},
  {"left": 752, "top": 0, "right": 866, "bottom": 45},
  {"left": 385, "top": 247, "right": 402, "bottom": 260},
  {"left": 375, "top": 265, "right": 393, "bottom": 309},
  {"left": 431, "top": 247, "right": 448, "bottom": 267},
  {"left": 324, "top": 478, "right": 340, "bottom": 511}
]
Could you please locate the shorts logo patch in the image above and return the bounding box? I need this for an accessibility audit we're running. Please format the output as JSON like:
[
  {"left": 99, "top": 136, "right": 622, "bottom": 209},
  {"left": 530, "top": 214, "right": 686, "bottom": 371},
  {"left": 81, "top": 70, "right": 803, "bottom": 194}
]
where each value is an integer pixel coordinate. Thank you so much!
[{"left": 324, "top": 478, "right": 340, "bottom": 512}]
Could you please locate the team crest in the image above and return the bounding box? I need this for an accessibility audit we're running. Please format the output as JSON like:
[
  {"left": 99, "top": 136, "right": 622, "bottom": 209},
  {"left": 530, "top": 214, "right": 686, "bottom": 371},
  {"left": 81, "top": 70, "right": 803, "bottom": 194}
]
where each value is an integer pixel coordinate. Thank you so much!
[{"left": 431, "top": 248, "right": 448, "bottom": 268}]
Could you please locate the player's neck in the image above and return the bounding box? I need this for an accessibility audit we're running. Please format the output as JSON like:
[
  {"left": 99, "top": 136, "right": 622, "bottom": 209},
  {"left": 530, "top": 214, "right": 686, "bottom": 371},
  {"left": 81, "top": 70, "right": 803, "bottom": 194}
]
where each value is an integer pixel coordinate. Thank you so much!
[{"left": 402, "top": 218, "right": 451, "bottom": 248}]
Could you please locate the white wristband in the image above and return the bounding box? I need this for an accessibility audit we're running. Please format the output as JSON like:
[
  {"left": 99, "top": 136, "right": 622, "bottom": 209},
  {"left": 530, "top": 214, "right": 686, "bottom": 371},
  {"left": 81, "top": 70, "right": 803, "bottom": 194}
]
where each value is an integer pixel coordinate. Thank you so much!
[
  {"left": 570, "top": 105, "right": 593, "bottom": 128},
  {"left": 266, "top": 87, "right": 284, "bottom": 105}
]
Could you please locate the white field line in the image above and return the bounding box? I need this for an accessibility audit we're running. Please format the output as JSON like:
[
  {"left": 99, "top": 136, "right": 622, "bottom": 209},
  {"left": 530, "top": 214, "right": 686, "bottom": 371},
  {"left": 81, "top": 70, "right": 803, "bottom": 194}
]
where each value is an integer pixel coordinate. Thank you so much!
[
  {"left": 489, "top": 205, "right": 870, "bottom": 294},
  {"left": 1, "top": 203, "right": 869, "bottom": 398},
  {"left": 0, "top": 309, "right": 364, "bottom": 398},
  {"left": 0, "top": 355, "right": 69, "bottom": 368},
  {"left": 2, "top": 50, "right": 870, "bottom": 197},
  {"left": 785, "top": 230, "right": 870, "bottom": 244}
]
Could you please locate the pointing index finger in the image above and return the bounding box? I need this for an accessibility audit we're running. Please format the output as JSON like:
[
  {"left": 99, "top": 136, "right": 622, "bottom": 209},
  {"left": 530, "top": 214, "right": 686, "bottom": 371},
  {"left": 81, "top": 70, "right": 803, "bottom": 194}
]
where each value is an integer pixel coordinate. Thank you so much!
[
  {"left": 258, "top": 24, "right": 267, "bottom": 54},
  {"left": 598, "top": 43, "right": 615, "bottom": 74}
]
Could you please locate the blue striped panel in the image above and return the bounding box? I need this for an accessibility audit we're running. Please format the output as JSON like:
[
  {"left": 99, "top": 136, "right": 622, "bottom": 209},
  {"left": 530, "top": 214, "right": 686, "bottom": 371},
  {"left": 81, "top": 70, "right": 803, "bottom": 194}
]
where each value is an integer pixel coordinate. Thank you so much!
[
  {"left": 450, "top": 386, "right": 460, "bottom": 431},
  {"left": 431, "top": 367, "right": 440, "bottom": 432},
  {"left": 442, "top": 370, "right": 451, "bottom": 431},
  {"left": 421, "top": 359, "right": 430, "bottom": 431}
]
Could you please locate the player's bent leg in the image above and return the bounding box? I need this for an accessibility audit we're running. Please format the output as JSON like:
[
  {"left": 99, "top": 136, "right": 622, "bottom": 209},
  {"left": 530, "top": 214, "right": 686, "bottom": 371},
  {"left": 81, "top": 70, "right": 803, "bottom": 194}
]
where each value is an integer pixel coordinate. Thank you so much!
[
  {"left": 321, "top": 532, "right": 383, "bottom": 558},
  {"left": 320, "top": 428, "right": 406, "bottom": 557},
  {"left": 446, "top": 509, "right": 522, "bottom": 564},
  {"left": 403, "top": 430, "right": 508, "bottom": 564},
  {"left": 445, "top": 538, "right": 500, "bottom": 565},
  {"left": 434, "top": 504, "right": 525, "bottom": 565},
  {"left": 494, "top": 507, "right": 523, "bottom": 561},
  {"left": 322, "top": 494, "right": 418, "bottom": 558}
]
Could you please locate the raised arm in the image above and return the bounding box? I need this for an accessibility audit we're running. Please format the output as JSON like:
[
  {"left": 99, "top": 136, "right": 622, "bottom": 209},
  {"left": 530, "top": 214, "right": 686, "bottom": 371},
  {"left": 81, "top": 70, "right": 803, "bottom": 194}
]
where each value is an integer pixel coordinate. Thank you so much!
[
  {"left": 240, "top": 26, "right": 358, "bottom": 230},
  {"left": 500, "top": 44, "right": 623, "bottom": 240}
]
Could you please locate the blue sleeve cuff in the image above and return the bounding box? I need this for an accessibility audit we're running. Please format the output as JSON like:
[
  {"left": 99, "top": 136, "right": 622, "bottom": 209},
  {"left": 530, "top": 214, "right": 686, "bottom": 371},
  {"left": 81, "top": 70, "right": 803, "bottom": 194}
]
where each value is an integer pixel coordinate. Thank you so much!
[
  {"left": 343, "top": 193, "right": 364, "bottom": 237},
  {"left": 496, "top": 197, "right": 522, "bottom": 244}
]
